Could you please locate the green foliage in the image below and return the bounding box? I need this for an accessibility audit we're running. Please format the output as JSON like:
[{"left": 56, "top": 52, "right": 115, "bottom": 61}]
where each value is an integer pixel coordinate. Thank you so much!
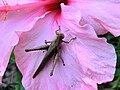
[
  {"left": 10, "top": 52, "right": 25, "bottom": 90},
  {"left": 15, "top": 69, "right": 25, "bottom": 90},
  {"left": 10, "top": 51, "right": 15, "bottom": 62}
]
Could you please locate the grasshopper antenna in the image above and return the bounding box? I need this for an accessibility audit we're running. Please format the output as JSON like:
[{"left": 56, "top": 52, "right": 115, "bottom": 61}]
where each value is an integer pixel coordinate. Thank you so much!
[
  {"left": 55, "top": 20, "right": 62, "bottom": 34},
  {"left": 55, "top": 26, "right": 61, "bottom": 34}
]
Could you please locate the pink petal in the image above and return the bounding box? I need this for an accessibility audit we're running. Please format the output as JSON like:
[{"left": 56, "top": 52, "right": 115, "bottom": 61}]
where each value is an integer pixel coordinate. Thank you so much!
[
  {"left": 0, "top": 5, "right": 46, "bottom": 76},
  {"left": 70, "top": 28, "right": 116, "bottom": 84},
  {"left": 70, "top": 0, "right": 120, "bottom": 36},
  {"left": 0, "top": 31, "right": 18, "bottom": 76},
  {"left": 0, "top": 0, "right": 38, "bottom": 6},
  {"left": 60, "top": 5, "right": 117, "bottom": 82},
  {"left": 59, "top": 3, "right": 81, "bottom": 26},
  {"left": 14, "top": 5, "right": 116, "bottom": 90}
]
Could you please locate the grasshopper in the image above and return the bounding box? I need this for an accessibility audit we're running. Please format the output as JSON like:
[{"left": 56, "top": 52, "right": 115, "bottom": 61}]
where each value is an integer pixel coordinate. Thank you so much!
[{"left": 25, "top": 27, "right": 76, "bottom": 78}]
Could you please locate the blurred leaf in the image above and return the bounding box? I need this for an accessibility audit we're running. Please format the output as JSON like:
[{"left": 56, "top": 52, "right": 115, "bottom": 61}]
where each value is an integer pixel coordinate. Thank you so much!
[
  {"left": 112, "top": 76, "right": 120, "bottom": 89},
  {"left": 115, "top": 69, "right": 120, "bottom": 76},
  {"left": 15, "top": 68, "right": 25, "bottom": 90},
  {"left": 10, "top": 52, "right": 25, "bottom": 90},
  {"left": 10, "top": 51, "right": 15, "bottom": 62}
]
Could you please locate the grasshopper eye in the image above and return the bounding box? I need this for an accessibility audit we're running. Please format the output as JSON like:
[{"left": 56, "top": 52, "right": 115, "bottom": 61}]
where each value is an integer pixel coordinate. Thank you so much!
[
  {"left": 56, "top": 30, "right": 60, "bottom": 35},
  {"left": 61, "top": 33, "right": 64, "bottom": 39}
]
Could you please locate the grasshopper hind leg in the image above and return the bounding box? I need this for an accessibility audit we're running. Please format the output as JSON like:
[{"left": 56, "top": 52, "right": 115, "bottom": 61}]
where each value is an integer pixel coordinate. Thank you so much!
[
  {"left": 50, "top": 52, "right": 65, "bottom": 76},
  {"left": 50, "top": 51, "right": 60, "bottom": 76},
  {"left": 25, "top": 44, "right": 49, "bottom": 52}
]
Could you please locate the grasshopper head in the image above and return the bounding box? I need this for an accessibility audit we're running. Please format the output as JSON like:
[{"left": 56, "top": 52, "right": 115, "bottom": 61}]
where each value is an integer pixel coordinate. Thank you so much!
[{"left": 56, "top": 30, "right": 64, "bottom": 39}]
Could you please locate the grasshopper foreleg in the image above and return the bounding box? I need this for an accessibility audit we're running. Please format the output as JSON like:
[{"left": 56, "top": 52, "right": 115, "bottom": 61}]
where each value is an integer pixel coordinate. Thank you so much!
[
  {"left": 25, "top": 44, "right": 49, "bottom": 52},
  {"left": 62, "top": 37, "right": 76, "bottom": 43}
]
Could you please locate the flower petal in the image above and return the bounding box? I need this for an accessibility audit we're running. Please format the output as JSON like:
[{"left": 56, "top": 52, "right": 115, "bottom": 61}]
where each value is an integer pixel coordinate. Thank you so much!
[
  {"left": 69, "top": 29, "right": 116, "bottom": 84},
  {"left": 70, "top": 0, "right": 120, "bottom": 36},
  {"left": 14, "top": 15, "right": 98, "bottom": 90},
  {"left": 14, "top": 5, "right": 116, "bottom": 90},
  {"left": 14, "top": 12, "right": 61, "bottom": 90},
  {"left": 0, "top": 0, "right": 38, "bottom": 6},
  {"left": 0, "top": 5, "right": 47, "bottom": 76},
  {"left": 59, "top": 5, "right": 116, "bottom": 82}
]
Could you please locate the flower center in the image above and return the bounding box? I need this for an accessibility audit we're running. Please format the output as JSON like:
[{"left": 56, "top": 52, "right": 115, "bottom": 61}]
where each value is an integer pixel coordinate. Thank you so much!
[
  {"left": 45, "top": 0, "right": 69, "bottom": 11},
  {"left": 62, "top": 0, "right": 68, "bottom": 5},
  {"left": 0, "top": 0, "right": 69, "bottom": 20}
]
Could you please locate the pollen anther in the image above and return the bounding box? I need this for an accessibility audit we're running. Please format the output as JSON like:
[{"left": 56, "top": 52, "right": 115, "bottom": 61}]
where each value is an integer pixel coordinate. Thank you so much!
[
  {"left": 3, "top": 15, "right": 6, "bottom": 21},
  {"left": 17, "top": 10, "right": 20, "bottom": 12}
]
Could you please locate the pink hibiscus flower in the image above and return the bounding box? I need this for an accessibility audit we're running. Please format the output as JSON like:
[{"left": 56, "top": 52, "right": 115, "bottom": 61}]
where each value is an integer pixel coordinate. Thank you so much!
[{"left": 0, "top": 0, "right": 119, "bottom": 89}]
